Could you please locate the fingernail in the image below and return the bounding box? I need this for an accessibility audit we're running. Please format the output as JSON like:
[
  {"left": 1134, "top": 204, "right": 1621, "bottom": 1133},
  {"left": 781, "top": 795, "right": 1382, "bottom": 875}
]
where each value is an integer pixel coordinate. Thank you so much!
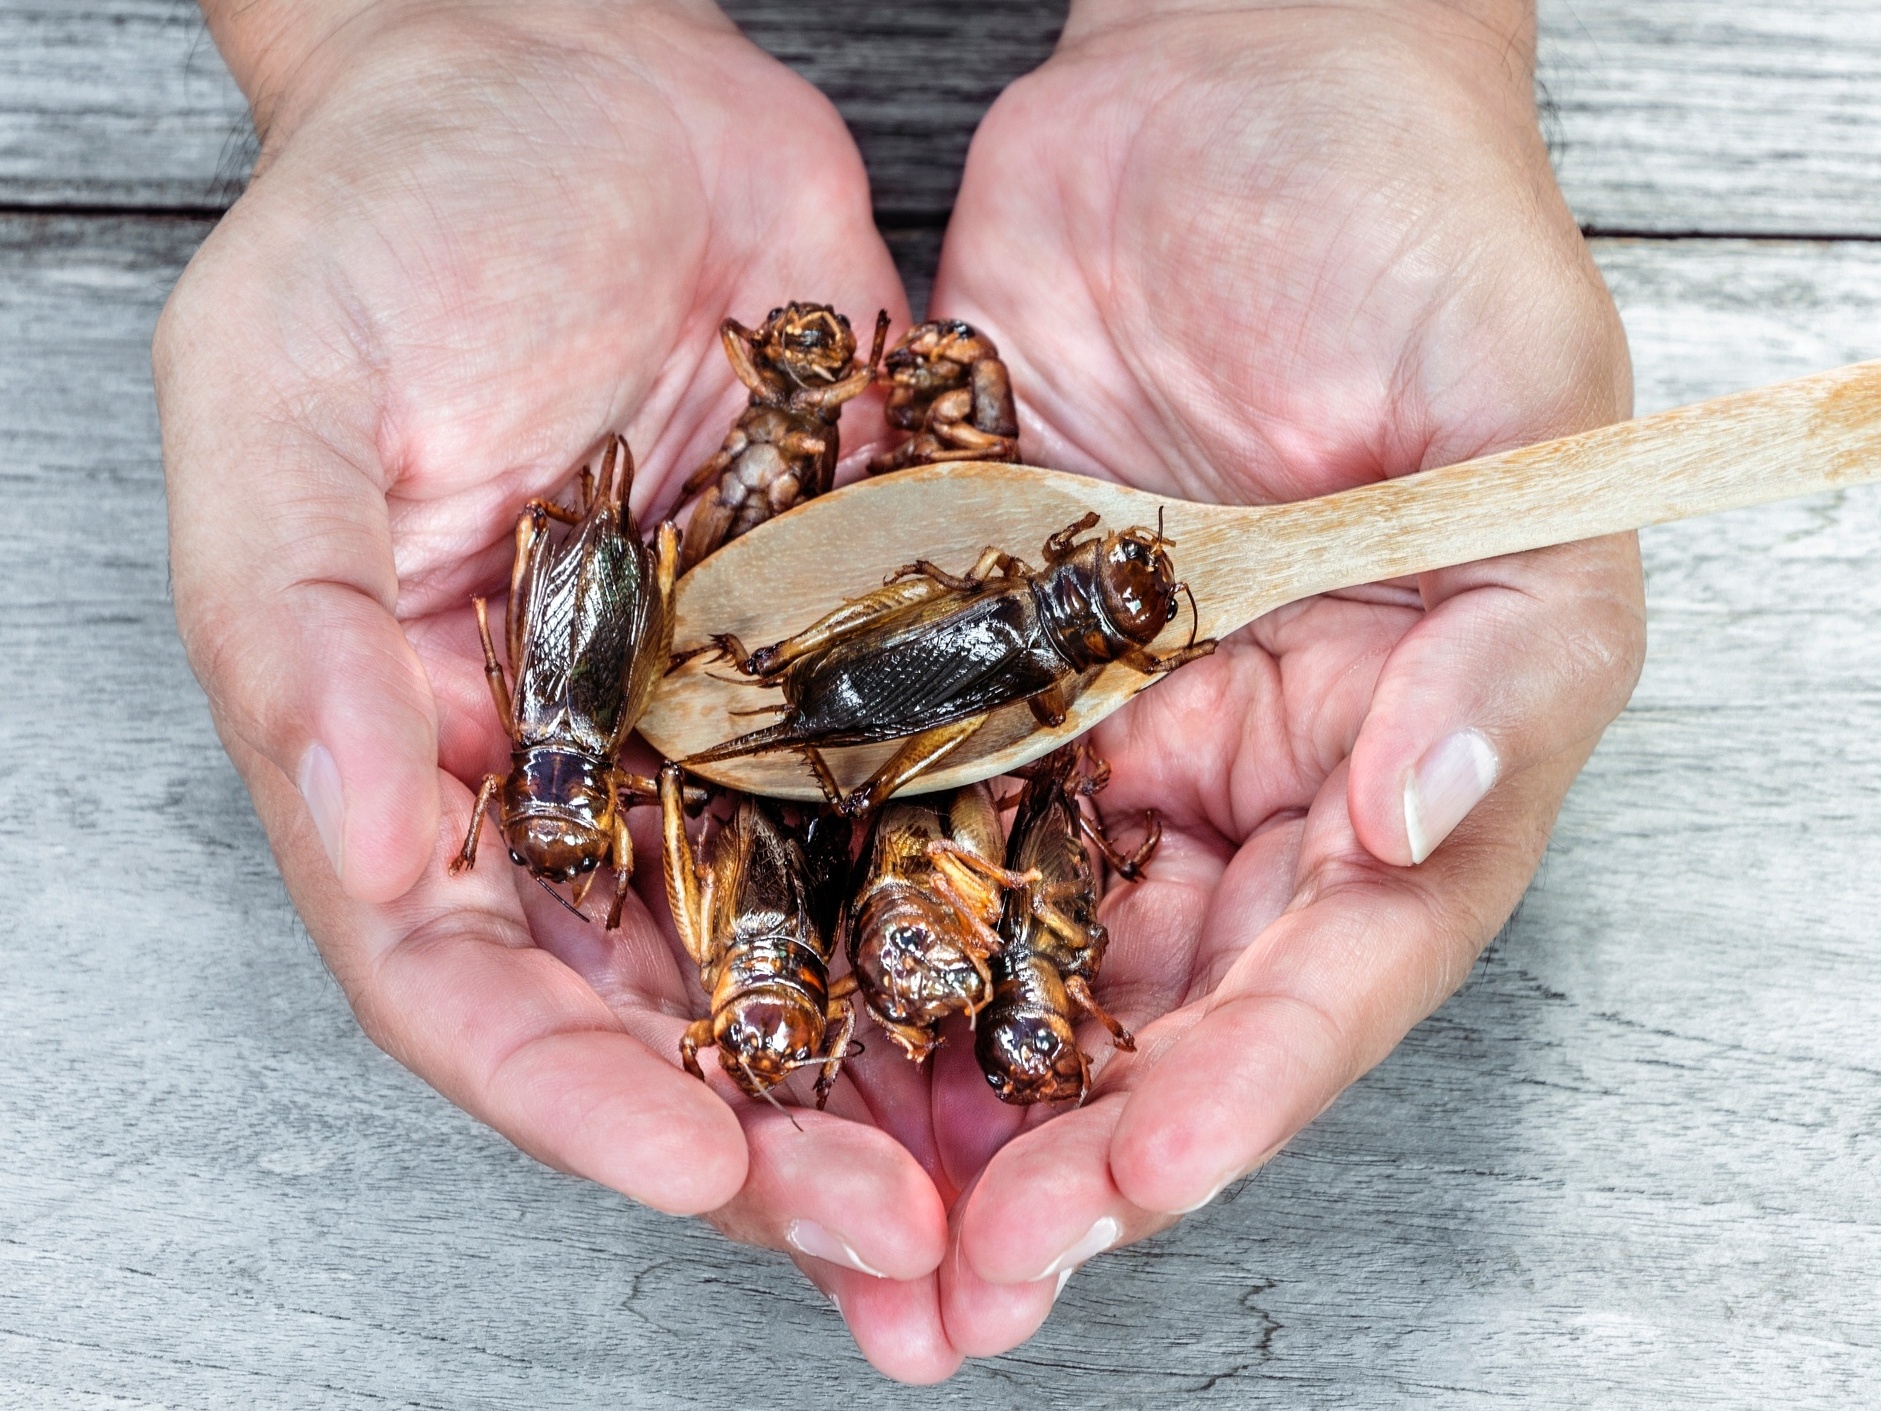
[
  {"left": 1035, "top": 1216, "right": 1121, "bottom": 1281},
  {"left": 297, "top": 743, "right": 345, "bottom": 878},
  {"left": 1052, "top": 1266, "right": 1076, "bottom": 1302},
  {"left": 1170, "top": 1171, "right": 1237, "bottom": 1216},
  {"left": 1403, "top": 728, "right": 1498, "bottom": 865},
  {"left": 786, "top": 1219, "right": 886, "bottom": 1278}
]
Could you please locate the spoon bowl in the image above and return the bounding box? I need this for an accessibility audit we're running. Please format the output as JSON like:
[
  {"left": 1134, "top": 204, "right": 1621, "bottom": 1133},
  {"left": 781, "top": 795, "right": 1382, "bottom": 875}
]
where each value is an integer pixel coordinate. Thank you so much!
[{"left": 637, "top": 359, "right": 1881, "bottom": 797}]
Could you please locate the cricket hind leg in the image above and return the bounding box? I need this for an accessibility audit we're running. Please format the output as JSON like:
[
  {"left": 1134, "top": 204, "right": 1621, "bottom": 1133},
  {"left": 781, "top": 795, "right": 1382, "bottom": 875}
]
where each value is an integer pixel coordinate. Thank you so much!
[
  {"left": 472, "top": 597, "right": 513, "bottom": 736},
  {"left": 1066, "top": 974, "right": 1135, "bottom": 1052},
  {"left": 814, "top": 995, "right": 858, "bottom": 1108},
  {"left": 449, "top": 774, "right": 505, "bottom": 875},
  {"left": 1079, "top": 808, "right": 1162, "bottom": 882},
  {"left": 837, "top": 716, "right": 987, "bottom": 821},
  {"left": 680, "top": 1018, "right": 714, "bottom": 1081}
]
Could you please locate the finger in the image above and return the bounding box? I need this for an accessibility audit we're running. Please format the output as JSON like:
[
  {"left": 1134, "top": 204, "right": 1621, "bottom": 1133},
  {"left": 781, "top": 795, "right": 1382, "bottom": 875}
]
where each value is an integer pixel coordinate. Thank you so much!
[
  {"left": 794, "top": 1260, "right": 962, "bottom": 1385},
  {"left": 1110, "top": 753, "right": 1579, "bottom": 1216},
  {"left": 708, "top": 1105, "right": 950, "bottom": 1283},
  {"left": 248, "top": 749, "right": 748, "bottom": 1215},
  {"left": 1347, "top": 533, "right": 1645, "bottom": 866},
  {"left": 158, "top": 274, "right": 437, "bottom": 904},
  {"left": 949, "top": 1097, "right": 1169, "bottom": 1311}
]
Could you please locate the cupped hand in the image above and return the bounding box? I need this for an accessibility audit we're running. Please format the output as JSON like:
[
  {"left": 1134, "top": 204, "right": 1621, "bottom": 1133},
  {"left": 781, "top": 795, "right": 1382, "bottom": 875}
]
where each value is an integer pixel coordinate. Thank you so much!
[
  {"left": 887, "top": 0, "right": 1648, "bottom": 1359},
  {"left": 157, "top": 0, "right": 965, "bottom": 1375}
]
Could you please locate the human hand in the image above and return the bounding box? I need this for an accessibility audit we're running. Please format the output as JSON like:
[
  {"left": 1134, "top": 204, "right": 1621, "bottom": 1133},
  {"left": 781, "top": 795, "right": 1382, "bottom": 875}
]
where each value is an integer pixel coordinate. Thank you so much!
[
  {"left": 868, "top": 0, "right": 1648, "bottom": 1362},
  {"left": 157, "top": 0, "right": 955, "bottom": 1335}
]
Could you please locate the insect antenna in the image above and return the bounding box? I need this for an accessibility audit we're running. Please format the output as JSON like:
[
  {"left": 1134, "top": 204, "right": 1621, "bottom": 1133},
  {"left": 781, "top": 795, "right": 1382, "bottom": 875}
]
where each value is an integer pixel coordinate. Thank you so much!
[
  {"left": 740, "top": 1055, "right": 802, "bottom": 1132},
  {"left": 536, "top": 875, "right": 591, "bottom": 923},
  {"left": 1179, "top": 580, "right": 1200, "bottom": 650}
]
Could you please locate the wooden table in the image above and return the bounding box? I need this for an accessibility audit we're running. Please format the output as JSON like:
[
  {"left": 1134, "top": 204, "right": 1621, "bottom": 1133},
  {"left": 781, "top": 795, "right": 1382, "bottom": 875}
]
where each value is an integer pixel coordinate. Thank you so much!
[{"left": 4, "top": 3, "right": 1879, "bottom": 1402}]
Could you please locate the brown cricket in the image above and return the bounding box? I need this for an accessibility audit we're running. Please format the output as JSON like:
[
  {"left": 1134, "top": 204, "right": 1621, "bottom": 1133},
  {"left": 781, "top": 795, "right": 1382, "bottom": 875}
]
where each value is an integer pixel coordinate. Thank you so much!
[
  {"left": 978, "top": 744, "right": 1157, "bottom": 1105},
  {"left": 660, "top": 764, "right": 857, "bottom": 1110},
  {"left": 678, "top": 301, "right": 891, "bottom": 571},
  {"left": 845, "top": 782, "right": 1037, "bottom": 1063},
  {"left": 868, "top": 319, "right": 1019, "bottom": 474},
  {"left": 450, "top": 436, "right": 678, "bottom": 927}
]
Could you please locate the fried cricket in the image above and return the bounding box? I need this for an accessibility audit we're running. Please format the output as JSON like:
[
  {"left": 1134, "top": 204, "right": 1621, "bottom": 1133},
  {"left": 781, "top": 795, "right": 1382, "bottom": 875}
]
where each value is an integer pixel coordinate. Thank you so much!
[
  {"left": 690, "top": 513, "right": 1216, "bottom": 818},
  {"left": 679, "top": 302, "right": 891, "bottom": 571},
  {"left": 450, "top": 436, "right": 679, "bottom": 927},
  {"left": 661, "top": 764, "right": 857, "bottom": 1110},
  {"left": 846, "top": 783, "right": 1037, "bottom": 1062},
  {"left": 869, "top": 319, "right": 1019, "bottom": 474},
  {"left": 978, "top": 745, "right": 1157, "bottom": 1105}
]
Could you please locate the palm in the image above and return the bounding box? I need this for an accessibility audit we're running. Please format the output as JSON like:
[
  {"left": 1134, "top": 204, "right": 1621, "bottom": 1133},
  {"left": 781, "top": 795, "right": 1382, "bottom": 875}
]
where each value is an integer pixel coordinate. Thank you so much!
[
  {"left": 884, "top": 6, "right": 1640, "bottom": 1360},
  {"left": 166, "top": 6, "right": 934, "bottom": 1237}
]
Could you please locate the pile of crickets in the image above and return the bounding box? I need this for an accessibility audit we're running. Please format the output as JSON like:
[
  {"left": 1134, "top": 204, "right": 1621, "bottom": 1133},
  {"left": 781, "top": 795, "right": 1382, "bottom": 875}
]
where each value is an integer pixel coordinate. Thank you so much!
[{"left": 452, "top": 304, "right": 1213, "bottom": 1112}]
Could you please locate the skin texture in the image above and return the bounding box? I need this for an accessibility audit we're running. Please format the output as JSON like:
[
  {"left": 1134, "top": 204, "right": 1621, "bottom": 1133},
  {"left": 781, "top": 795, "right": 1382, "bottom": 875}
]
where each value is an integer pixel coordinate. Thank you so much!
[{"left": 161, "top": 0, "right": 1645, "bottom": 1383}]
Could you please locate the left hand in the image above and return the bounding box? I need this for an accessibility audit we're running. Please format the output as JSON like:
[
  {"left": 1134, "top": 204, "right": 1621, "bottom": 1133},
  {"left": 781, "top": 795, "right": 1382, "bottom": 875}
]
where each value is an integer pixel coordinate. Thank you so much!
[{"left": 818, "top": 0, "right": 1647, "bottom": 1368}]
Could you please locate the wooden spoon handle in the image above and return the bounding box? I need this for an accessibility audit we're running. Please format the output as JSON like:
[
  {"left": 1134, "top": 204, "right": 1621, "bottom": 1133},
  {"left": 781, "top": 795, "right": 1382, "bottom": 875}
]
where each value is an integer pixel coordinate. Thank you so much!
[{"left": 1202, "top": 359, "right": 1881, "bottom": 619}]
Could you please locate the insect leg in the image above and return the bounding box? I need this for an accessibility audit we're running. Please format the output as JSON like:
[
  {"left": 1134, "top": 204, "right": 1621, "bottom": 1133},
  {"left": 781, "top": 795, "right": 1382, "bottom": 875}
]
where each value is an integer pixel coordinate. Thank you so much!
[
  {"left": 660, "top": 764, "right": 711, "bottom": 965},
  {"left": 603, "top": 810, "right": 633, "bottom": 930},
  {"left": 815, "top": 994, "right": 858, "bottom": 1109},
  {"left": 839, "top": 716, "right": 988, "bottom": 820},
  {"left": 679, "top": 448, "right": 733, "bottom": 503},
  {"left": 742, "top": 577, "right": 948, "bottom": 678},
  {"left": 1078, "top": 809, "right": 1162, "bottom": 883},
  {"left": 1066, "top": 974, "right": 1136, "bottom": 1053},
  {"left": 448, "top": 774, "right": 505, "bottom": 875},
  {"left": 718, "top": 319, "right": 772, "bottom": 397},
  {"left": 1044, "top": 512, "right": 1102, "bottom": 560},
  {"left": 680, "top": 1019, "right": 713, "bottom": 1082},
  {"left": 1027, "top": 684, "right": 1069, "bottom": 728},
  {"left": 796, "top": 746, "right": 846, "bottom": 809},
  {"left": 471, "top": 597, "right": 514, "bottom": 736},
  {"left": 522, "top": 498, "right": 584, "bottom": 526},
  {"left": 927, "top": 839, "right": 1040, "bottom": 894},
  {"left": 1119, "top": 639, "right": 1220, "bottom": 676}
]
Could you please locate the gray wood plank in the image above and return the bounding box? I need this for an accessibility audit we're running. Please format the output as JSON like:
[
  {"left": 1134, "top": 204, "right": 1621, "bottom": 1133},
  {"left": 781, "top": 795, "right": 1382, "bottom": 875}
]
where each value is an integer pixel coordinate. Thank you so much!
[
  {"left": 1542, "top": 0, "right": 1881, "bottom": 236},
  {"left": 4, "top": 216, "right": 1881, "bottom": 1404},
  {"left": 0, "top": 1, "right": 253, "bottom": 209},
  {"left": 15, "top": 0, "right": 1881, "bottom": 242}
]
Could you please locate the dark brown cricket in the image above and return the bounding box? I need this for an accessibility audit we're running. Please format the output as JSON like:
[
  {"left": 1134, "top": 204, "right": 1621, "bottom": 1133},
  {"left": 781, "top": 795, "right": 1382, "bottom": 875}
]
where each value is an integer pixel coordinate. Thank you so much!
[
  {"left": 690, "top": 512, "right": 1216, "bottom": 818},
  {"left": 978, "top": 745, "right": 1158, "bottom": 1105},
  {"left": 868, "top": 319, "right": 1020, "bottom": 474}
]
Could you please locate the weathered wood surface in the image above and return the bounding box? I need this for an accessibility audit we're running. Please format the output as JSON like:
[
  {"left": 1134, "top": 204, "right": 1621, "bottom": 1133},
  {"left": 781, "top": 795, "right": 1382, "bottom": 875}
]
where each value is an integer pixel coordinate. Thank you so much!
[
  {"left": 10, "top": 1, "right": 1881, "bottom": 239},
  {"left": 4, "top": 218, "right": 1881, "bottom": 1403},
  {"left": 6, "top": 0, "right": 1881, "bottom": 1402}
]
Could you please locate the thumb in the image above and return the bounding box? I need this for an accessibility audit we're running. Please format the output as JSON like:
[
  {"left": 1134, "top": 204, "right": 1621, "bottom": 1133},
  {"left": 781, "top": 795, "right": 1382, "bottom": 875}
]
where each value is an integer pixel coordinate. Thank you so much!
[
  {"left": 1346, "top": 533, "right": 1646, "bottom": 868},
  {"left": 158, "top": 321, "right": 438, "bottom": 905}
]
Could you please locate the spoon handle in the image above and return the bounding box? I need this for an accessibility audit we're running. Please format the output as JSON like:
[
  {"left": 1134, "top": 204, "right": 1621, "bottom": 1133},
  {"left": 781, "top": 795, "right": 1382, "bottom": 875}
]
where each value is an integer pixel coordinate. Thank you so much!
[{"left": 1206, "top": 359, "right": 1881, "bottom": 618}]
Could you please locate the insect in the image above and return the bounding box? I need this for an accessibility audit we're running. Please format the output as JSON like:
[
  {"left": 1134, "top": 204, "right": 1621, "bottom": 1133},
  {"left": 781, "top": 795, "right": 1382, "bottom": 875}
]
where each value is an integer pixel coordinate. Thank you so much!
[
  {"left": 978, "top": 744, "right": 1157, "bottom": 1106},
  {"left": 690, "top": 512, "right": 1217, "bottom": 818},
  {"left": 449, "top": 435, "right": 679, "bottom": 928},
  {"left": 868, "top": 319, "right": 1020, "bottom": 474},
  {"left": 845, "top": 783, "right": 1037, "bottom": 1063},
  {"left": 678, "top": 302, "right": 891, "bottom": 571},
  {"left": 660, "top": 764, "right": 857, "bottom": 1110}
]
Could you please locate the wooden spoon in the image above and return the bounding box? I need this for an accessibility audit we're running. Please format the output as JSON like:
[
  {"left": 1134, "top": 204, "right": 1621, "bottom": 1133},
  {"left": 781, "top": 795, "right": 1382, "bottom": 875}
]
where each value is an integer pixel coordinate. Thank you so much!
[{"left": 638, "top": 358, "right": 1881, "bottom": 798}]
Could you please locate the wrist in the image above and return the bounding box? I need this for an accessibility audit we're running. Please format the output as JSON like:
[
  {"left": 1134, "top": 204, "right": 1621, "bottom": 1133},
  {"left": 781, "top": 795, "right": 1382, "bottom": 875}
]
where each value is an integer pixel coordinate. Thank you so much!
[
  {"left": 198, "top": 0, "right": 727, "bottom": 146},
  {"left": 1061, "top": 0, "right": 1536, "bottom": 85}
]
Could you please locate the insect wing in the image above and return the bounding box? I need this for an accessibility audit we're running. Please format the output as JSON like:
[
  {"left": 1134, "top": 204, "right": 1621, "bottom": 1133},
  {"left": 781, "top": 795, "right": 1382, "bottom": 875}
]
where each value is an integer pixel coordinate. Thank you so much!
[
  {"left": 510, "top": 524, "right": 584, "bottom": 744},
  {"left": 566, "top": 510, "right": 654, "bottom": 754},
  {"left": 790, "top": 588, "right": 1066, "bottom": 744}
]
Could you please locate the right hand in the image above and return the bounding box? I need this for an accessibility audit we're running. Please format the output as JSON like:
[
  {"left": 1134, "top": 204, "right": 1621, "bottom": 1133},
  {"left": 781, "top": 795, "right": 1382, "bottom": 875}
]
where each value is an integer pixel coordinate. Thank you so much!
[{"left": 159, "top": 0, "right": 957, "bottom": 1377}]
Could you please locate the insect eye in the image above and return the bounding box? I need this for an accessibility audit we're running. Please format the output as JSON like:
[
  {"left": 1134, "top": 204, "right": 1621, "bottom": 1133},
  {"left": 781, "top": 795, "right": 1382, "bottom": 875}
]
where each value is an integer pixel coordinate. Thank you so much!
[
  {"left": 578, "top": 855, "right": 599, "bottom": 872},
  {"left": 1033, "top": 1032, "right": 1056, "bottom": 1054},
  {"left": 508, "top": 849, "right": 525, "bottom": 866}
]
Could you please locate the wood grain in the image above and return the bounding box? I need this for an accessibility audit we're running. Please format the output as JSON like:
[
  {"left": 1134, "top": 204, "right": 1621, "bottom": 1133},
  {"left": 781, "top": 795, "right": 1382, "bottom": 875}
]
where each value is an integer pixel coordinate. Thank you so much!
[
  {"left": 4, "top": 217, "right": 1881, "bottom": 1403},
  {"left": 12, "top": 1, "right": 1881, "bottom": 244}
]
